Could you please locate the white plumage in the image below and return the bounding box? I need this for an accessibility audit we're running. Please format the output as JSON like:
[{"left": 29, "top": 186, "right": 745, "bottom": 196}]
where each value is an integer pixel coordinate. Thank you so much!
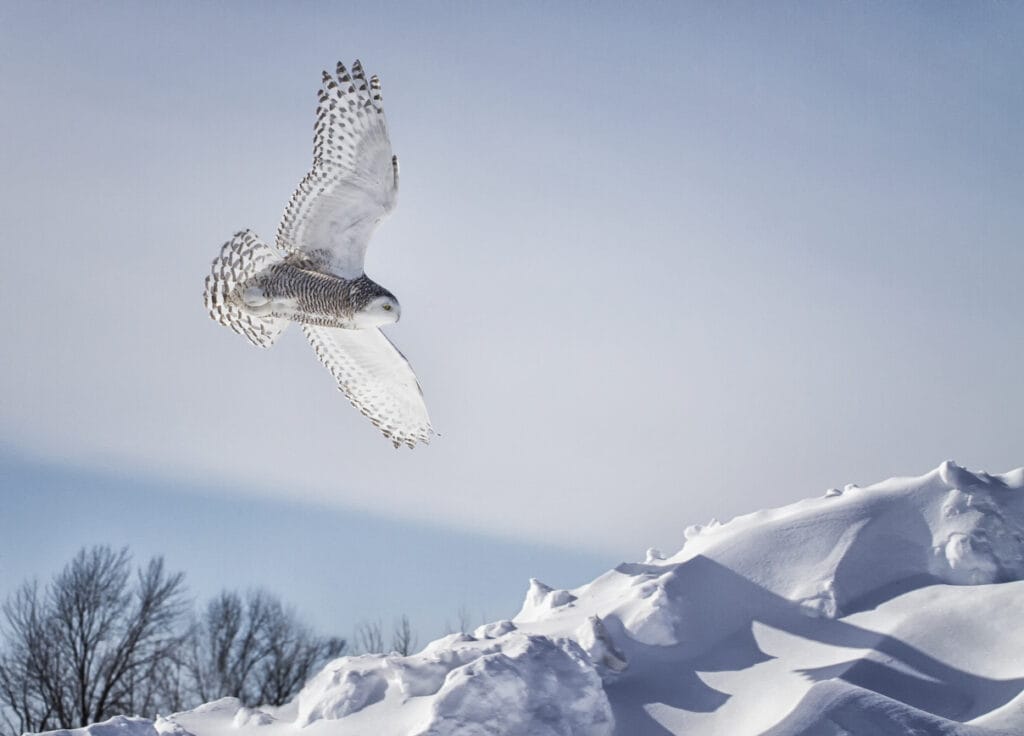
[
  {"left": 304, "top": 326, "right": 433, "bottom": 445},
  {"left": 277, "top": 61, "right": 399, "bottom": 278},
  {"left": 203, "top": 60, "right": 434, "bottom": 448}
]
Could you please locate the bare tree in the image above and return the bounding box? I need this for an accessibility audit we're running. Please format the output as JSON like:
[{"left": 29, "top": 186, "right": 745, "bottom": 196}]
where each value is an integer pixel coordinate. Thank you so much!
[
  {"left": 391, "top": 615, "right": 417, "bottom": 656},
  {"left": 0, "top": 547, "right": 187, "bottom": 733},
  {"left": 456, "top": 604, "right": 472, "bottom": 635},
  {"left": 255, "top": 613, "right": 344, "bottom": 706},
  {"left": 353, "top": 620, "right": 384, "bottom": 654},
  {"left": 443, "top": 605, "right": 474, "bottom": 637},
  {"left": 0, "top": 550, "right": 344, "bottom": 729},
  {"left": 0, "top": 583, "right": 53, "bottom": 735},
  {"left": 187, "top": 591, "right": 271, "bottom": 703},
  {"left": 186, "top": 589, "right": 344, "bottom": 707}
]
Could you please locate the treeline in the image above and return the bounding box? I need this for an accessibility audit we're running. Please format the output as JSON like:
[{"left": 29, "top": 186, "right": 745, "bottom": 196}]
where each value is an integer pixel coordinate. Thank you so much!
[{"left": 0, "top": 546, "right": 419, "bottom": 736}]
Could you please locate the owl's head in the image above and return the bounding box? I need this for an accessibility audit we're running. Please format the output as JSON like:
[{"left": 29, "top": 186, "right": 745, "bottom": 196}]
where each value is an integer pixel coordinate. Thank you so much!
[{"left": 355, "top": 293, "right": 401, "bottom": 328}]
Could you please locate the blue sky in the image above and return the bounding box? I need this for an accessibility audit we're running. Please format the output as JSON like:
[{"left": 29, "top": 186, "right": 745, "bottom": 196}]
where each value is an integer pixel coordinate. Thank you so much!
[
  {"left": 0, "top": 450, "right": 606, "bottom": 641},
  {"left": 0, "top": 2, "right": 1021, "bottom": 640}
]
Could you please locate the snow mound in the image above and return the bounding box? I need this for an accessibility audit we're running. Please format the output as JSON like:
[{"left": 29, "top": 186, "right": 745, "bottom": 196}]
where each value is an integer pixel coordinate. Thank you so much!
[
  {"left": 31, "top": 462, "right": 1024, "bottom": 736},
  {"left": 43, "top": 717, "right": 161, "bottom": 736},
  {"left": 290, "top": 631, "right": 611, "bottom": 735},
  {"left": 762, "top": 679, "right": 1017, "bottom": 736},
  {"left": 516, "top": 578, "right": 577, "bottom": 618},
  {"left": 416, "top": 633, "right": 613, "bottom": 736},
  {"left": 298, "top": 659, "right": 390, "bottom": 724}
]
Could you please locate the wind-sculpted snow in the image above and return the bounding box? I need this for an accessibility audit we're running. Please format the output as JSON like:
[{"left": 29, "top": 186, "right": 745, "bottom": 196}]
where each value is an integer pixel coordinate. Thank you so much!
[
  {"left": 761, "top": 680, "right": 1019, "bottom": 736},
  {"left": 415, "top": 634, "right": 613, "bottom": 736},
  {"left": 298, "top": 662, "right": 390, "bottom": 724},
  {"left": 44, "top": 717, "right": 164, "bottom": 736},
  {"left": 32, "top": 462, "right": 1024, "bottom": 735},
  {"left": 288, "top": 631, "right": 612, "bottom": 735}
]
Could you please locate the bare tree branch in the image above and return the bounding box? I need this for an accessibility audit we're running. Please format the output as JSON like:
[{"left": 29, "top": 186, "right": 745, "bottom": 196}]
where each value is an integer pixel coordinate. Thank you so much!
[
  {"left": 0, "top": 546, "right": 188, "bottom": 733},
  {"left": 354, "top": 620, "right": 384, "bottom": 654},
  {"left": 391, "top": 615, "right": 417, "bottom": 656},
  {"left": 184, "top": 589, "right": 344, "bottom": 707}
]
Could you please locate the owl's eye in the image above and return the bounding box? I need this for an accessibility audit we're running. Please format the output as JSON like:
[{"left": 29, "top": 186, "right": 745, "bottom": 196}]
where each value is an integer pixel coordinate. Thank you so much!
[{"left": 382, "top": 304, "right": 392, "bottom": 311}]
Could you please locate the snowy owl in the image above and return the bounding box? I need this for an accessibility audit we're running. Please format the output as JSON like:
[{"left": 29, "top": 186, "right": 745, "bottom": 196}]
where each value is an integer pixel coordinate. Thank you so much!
[{"left": 203, "top": 60, "right": 433, "bottom": 448}]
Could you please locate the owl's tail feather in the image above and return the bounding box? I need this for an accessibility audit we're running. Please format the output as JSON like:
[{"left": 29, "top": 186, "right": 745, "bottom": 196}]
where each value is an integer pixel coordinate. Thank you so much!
[{"left": 204, "top": 230, "right": 287, "bottom": 348}]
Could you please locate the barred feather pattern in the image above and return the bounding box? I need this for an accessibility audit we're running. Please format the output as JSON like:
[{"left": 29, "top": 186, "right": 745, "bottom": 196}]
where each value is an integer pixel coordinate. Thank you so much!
[
  {"left": 206, "top": 60, "right": 433, "bottom": 448},
  {"left": 255, "top": 265, "right": 397, "bottom": 327},
  {"left": 275, "top": 60, "right": 398, "bottom": 278},
  {"left": 304, "top": 324, "right": 434, "bottom": 448},
  {"left": 204, "top": 231, "right": 286, "bottom": 348}
]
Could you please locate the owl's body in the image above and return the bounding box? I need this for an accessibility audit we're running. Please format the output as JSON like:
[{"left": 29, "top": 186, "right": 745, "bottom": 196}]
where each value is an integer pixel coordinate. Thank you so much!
[
  {"left": 244, "top": 259, "right": 397, "bottom": 330},
  {"left": 203, "top": 60, "right": 434, "bottom": 448}
]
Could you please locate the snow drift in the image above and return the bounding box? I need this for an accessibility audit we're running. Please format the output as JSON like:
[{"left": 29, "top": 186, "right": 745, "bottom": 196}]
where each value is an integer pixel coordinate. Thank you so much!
[{"left": 36, "top": 462, "right": 1024, "bottom": 735}]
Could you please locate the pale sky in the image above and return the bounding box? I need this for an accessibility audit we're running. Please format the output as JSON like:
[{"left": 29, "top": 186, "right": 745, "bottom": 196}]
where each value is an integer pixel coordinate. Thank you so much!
[{"left": 1, "top": 2, "right": 1021, "bottom": 636}]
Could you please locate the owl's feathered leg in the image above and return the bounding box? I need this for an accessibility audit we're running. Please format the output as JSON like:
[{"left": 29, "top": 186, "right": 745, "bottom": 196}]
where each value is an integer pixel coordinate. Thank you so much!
[{"left": 204, "top": 230, "right": 288, "bottom": 348}]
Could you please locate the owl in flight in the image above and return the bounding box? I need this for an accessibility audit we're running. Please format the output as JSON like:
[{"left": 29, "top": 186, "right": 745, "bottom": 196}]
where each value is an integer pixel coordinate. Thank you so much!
[{"left": 203, "top": 60, "right": 434, "bottom": 448}]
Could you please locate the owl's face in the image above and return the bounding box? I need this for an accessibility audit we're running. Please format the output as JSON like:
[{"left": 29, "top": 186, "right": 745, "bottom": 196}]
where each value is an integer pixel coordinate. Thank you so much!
[{"left": 355, "top": 294, "right": 401, "bottom": 327}]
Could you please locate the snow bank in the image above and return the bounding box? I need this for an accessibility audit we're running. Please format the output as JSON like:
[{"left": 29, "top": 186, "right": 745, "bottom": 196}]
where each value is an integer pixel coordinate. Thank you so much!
[
  {"left": 44, "top": 717, "right": 160, "bottom": 736},
  {"left": 761, "top": 679, "right": 1016, "bottom": 736},
  {"left": 31, "top": 462, "right": 1024, "bottom": 736},
  {"left": 416, "top": 633, "right": 612, "bottom": 736},
  {"left": 288, "top": 631, "right": 612, "bottom": 735}
]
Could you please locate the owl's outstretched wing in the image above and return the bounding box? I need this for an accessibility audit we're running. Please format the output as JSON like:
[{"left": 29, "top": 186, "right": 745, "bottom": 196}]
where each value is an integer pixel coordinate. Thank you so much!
[
  {"left": 277, "top": 60, "right": 399, "bottom": 279},
  {"left": 304, "top": 325, "right": 433, "bottom": 448}
]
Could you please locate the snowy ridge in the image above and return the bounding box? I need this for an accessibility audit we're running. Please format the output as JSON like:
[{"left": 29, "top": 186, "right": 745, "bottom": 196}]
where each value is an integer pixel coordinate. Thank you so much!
[{"left": 36, "top": 462, "right": 1024, "bottom": 735}]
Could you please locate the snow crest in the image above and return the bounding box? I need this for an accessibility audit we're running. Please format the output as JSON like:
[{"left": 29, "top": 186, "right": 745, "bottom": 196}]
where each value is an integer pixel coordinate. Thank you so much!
[
  {"left": 415, "top": 633, "right": 613, "bottom": 736},
  {"left": 44, "top": 717, "right": 161, "bottom": 736},
  {"left": 290, "top": 631, "right": 612, "bottom": 735}
]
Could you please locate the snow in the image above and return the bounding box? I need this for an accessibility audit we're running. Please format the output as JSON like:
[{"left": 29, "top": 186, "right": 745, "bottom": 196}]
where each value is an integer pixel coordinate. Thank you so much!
[
  {"left": 44, "top": 717, "right": 161, "bottom": 736},
  {"left": 34, "top": 462, "right": 1024, "bottom": 735}
]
